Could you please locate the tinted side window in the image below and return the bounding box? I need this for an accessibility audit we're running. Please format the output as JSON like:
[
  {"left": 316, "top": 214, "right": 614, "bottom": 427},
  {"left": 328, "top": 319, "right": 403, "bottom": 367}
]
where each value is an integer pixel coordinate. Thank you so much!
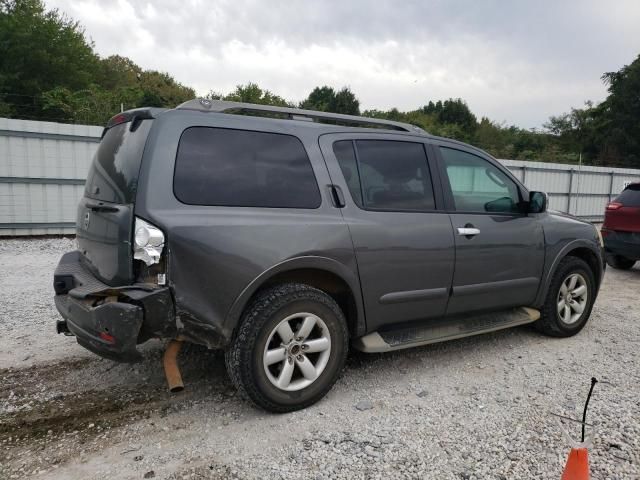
[
  {"left": 440, "top": 147, "right": 521, "bottom": 213},
  {"left": 334, "top": 140, "right": 435, "bottom": 211},
  {"left": 615, "top": 184, "right": 640, "bottom": 207},
  {"left": 174, "top": 127, "right": 321, "bottom": 208},
  {"left": 333, "top": 140, "right": 363, "bottom": 207}
]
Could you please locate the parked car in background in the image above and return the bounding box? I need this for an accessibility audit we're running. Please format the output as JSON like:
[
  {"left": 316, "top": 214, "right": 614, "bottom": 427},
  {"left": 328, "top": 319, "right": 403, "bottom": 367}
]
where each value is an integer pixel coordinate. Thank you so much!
[
  {"left": 602, "top": 183, "right": 640, "bottom": 270},
  {"left": 53, "top": 100, "right": 605, "bottom": 412}
]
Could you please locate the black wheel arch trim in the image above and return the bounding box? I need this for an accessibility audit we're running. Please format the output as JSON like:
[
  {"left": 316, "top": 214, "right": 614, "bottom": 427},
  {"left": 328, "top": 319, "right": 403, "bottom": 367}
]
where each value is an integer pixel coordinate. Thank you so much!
[
  {"left": 224, "top": 256, "right": 366, "bottom": 338},
  {"left": 534, "top": 239, "right": 603, "bottom": 307}
]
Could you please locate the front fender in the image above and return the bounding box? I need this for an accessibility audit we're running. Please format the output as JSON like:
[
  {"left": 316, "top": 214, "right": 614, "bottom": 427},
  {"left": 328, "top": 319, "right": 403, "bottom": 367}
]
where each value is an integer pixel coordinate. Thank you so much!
[
  {"left": 223, "top": 255, "right": 366, "bottom": 336},
  {"left": 534, "top": 238, "right": 603, "bottom": 307}
]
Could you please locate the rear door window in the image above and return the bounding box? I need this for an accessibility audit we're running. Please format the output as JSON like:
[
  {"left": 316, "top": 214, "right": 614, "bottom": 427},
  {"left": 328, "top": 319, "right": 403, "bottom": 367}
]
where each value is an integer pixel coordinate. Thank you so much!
[
  {"left": 84, "top": 120, "right": 152, "bottom": 204},
  {"left": 174, "top": 127, "right": 321, "bottom": 208},
  {"left": 333, "top": 140, "right": 435, "bottom": 211}
]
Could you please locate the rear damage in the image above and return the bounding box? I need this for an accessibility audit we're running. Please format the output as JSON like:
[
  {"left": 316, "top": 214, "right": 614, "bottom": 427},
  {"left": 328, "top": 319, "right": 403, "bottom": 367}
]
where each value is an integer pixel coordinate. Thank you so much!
[
  {"left": 53, "top": 108, "right": 181, "bottom": 363},
  {"left": 54, "top": 251, "right": 176, "bottom": 362}
]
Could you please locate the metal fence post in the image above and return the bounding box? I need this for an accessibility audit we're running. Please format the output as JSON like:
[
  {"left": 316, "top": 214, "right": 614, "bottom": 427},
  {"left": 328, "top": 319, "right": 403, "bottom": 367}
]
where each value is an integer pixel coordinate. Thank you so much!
[
  {"left": 567, "top": 169, "right": 574, "bottom": 214},
  {"left": 608, "top": 171, "right": 615, "bottom": 203}
]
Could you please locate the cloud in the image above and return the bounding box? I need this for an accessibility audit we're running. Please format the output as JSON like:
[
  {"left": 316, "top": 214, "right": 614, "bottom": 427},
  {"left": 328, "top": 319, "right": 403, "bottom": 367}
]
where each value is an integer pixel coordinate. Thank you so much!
[{"left": 45, "top": 0, "right": 640, "bottom": 127}]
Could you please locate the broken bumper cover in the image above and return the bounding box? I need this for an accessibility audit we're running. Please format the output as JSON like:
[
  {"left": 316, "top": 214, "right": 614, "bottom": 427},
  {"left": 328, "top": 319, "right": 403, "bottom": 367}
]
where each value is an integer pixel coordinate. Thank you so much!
[{"left": 54, "top": 251, "right": 175, "bottom": 363}]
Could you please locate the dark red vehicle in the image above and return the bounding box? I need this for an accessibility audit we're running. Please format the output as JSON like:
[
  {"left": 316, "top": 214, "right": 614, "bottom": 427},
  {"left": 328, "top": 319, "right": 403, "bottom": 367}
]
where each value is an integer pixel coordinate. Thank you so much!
[{"left": 602, "top": 183, "right": 640, "bottom": 270}]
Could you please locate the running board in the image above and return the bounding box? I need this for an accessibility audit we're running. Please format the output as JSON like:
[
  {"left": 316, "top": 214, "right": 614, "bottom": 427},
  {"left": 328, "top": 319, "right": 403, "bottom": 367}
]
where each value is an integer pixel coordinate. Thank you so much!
[{"left": 353, "top": 307, "right": 540, "bottom": 353}]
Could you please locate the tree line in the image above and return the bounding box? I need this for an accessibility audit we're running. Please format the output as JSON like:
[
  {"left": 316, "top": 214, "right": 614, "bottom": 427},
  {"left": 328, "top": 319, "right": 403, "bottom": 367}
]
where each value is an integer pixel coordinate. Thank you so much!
[{"left": 1, "top": 0, "right": 638, "bottom": 168}]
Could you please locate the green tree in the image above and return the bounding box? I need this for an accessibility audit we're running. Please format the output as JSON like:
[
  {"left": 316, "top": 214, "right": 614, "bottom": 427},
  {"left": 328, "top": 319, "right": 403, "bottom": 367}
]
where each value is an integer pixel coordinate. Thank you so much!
[
  {"left": 299, "top": 86, "right": 336, "bottom": 111},
  {"left": 137, "top": 70, "right": 194, "bottom": 108},
  {"left": 300, "top": 86, "right": 360, "bottom": 115},
  {"left": 222, "top": 83, "right": 291, "bottom": 106},
  {"left": 97, "top": 55, "right": 142, "bottom": 91},
  {"left": 0, "top": 0, "right": 99, "bottom": 119},
  {"left": 332, "top": 87, "right": 360, "bottom": 115},
  {"left": 597, "top": 54, "right": 640, "bottom": 166}
]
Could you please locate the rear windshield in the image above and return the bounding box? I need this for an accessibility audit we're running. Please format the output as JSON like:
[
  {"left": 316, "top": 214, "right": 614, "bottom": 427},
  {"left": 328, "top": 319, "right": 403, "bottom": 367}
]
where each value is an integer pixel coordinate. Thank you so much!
[
  {"left": 84, "top": 120, "right": 152, "bottom": 203},
  {"left": 615, "top": 184, "right": 640, "bottom": 207}
]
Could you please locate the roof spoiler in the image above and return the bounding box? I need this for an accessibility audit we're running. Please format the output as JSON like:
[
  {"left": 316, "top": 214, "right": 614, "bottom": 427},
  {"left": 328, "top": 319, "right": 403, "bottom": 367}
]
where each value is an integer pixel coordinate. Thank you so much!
[
  {"left": 175, "top": 98, "right": 427, "bottom": 134},
  {"left": 103, "top": 107, "right": 166, "bottom": 138}
]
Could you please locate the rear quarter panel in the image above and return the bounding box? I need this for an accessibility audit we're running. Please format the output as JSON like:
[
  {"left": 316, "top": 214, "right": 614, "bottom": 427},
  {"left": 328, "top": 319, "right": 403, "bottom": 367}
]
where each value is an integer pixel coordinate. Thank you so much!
[{"left": 134, "top": 112, "right": 361, "bottom": 347}]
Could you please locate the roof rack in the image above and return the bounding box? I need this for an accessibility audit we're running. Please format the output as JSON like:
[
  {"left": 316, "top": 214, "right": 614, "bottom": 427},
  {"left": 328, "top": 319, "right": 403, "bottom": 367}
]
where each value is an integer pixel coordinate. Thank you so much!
[{"left": 175, "top": 99, "right": 427, "bottom": 134}]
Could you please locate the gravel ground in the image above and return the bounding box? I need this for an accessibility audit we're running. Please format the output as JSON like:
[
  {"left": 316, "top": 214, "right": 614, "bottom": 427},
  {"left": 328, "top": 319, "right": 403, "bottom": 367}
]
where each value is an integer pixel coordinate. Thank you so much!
[{"left": 1, "top": 237, "right": 639, "bottom": 479}]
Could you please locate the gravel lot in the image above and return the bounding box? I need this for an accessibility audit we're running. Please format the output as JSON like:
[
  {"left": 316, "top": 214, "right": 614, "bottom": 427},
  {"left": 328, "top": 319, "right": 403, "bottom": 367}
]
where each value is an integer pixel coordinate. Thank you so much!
[{"left": 1, "top": 237, "right": 639, "bottom": 479}]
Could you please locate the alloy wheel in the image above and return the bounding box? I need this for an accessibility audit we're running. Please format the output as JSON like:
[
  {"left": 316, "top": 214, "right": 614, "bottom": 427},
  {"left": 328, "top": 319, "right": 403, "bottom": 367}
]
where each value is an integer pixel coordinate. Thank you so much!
[
  {"left": 263, "top": 312, "right": 332, "bottom": 392},
  {"left": 556, "top": 273, "right": 588, "bottom": 325}
]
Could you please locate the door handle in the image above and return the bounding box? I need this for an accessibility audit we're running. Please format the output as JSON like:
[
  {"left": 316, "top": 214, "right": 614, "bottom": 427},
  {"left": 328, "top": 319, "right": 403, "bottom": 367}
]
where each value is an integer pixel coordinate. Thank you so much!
[
  {"left": 457, "top": 227, "right": 480, "bottom": 236},
  {"left": 328, "top": 185, "right": 345, "bottom": 208},
  {"left": 85, "top": 202, "right": 118, "bottom": 213}
]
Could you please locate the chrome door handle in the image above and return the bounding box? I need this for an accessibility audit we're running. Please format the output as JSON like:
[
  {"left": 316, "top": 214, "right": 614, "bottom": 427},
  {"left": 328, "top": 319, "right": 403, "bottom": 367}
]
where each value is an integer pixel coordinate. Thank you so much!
[{"left": 457, "top": 227, "right": 480, "bottom": 236}]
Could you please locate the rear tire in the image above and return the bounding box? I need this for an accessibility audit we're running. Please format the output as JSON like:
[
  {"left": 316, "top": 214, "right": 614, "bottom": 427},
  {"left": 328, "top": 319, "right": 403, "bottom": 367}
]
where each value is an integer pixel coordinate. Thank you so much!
[
  {"left": 225, "top": 283, "right": 348, "bottom": 413},
  {"left": 606, "top": 254, "right": 636, "bottom": 270},
  {"left": 536, "top": 257, "right": 595, "bottom": 337}
]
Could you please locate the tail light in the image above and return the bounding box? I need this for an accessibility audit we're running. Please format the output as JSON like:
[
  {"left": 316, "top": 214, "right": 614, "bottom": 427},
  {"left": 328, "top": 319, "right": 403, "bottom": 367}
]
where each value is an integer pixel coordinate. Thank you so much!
[
  {"left": 133, "top": 217, "right": 165, "bottom": 265},
  {"left": 606, "top": 202, "right": 623, "bottom": 210}
]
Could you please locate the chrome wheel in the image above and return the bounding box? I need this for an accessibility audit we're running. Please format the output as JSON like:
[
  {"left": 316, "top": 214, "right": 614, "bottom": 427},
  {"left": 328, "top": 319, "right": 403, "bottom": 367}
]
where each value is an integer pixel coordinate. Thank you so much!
[
  {"left": 263, "top": 312, "right": 331, "bottom": 392},
  {"left": 556, "top": 273, "right": 588, "bottom": 325}
]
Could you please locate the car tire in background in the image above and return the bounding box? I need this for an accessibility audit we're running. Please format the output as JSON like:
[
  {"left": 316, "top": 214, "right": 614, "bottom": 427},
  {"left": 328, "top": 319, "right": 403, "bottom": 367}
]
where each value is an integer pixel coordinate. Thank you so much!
[
  {"left": 606, "top": 254, "right": 636, "bottom": 270},
  {"left": 536, "top": 256, "right": 596, "bottom": 337},
  {"left": 225, "top": 283, "right": 349, "bottom": 413}
]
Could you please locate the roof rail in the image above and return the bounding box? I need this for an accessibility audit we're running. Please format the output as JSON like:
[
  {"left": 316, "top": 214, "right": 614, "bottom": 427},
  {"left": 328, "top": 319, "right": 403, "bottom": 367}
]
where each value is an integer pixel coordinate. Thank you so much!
[{"left": 175, "top": 98, "right": 427, "bottom": 134}]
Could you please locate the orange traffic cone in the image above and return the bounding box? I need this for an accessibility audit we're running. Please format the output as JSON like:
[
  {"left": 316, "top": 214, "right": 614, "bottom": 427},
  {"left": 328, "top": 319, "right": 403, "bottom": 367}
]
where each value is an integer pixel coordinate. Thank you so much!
[{"left": 561, "top": 447, "right": 589, "bottom": 480}]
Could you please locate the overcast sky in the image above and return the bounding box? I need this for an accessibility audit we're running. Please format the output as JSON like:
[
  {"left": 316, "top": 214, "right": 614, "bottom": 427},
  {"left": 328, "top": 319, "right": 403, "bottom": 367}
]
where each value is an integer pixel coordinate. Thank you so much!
[{"left": 45, "top": 0, "right": 640, "bottom": 128}]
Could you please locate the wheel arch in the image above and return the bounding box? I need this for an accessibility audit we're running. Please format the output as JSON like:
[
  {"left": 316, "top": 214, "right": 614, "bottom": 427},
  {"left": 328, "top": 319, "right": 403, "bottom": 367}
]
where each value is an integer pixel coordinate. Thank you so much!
[
  {"left": 224, "top": 256, "right": 366, "bottom": 339},
  {"left": 535, "top": 240, "right": 603, "bottom": 307}
]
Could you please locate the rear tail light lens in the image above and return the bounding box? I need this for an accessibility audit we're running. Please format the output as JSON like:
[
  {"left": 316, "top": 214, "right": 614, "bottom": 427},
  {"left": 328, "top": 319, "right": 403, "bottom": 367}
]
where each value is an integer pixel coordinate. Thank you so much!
[
  {"left": 133, "top": 217, "right": 165, "bottom": 265},
  {"left": 606, "top": 202, "right": 623, "bottom": 210}
]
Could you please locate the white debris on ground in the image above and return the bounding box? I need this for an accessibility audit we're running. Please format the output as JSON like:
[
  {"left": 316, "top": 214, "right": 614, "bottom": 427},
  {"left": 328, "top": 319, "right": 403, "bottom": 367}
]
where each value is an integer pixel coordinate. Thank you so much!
[{"left": 1, "top": 237, "right": 639, "bottom": 479}]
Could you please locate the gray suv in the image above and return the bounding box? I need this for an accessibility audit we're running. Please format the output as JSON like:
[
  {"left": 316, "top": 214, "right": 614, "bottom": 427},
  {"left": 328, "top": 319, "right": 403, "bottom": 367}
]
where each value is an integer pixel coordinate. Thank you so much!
[{"left": 54, "top": 99, "right": 605, "bottom": 412}]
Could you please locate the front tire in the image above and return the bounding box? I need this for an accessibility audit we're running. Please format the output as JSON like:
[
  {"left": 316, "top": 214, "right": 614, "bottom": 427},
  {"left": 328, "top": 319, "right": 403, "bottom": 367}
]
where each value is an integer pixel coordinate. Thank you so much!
[
  {"left": 606, "top": 254, "right": 636, "bottom": 270},
  {"left": 225, "top": 283, "right": 349, "bottom": 413},
  {"left": 536, "top": 257, "right": 596, "bottom": 337}
]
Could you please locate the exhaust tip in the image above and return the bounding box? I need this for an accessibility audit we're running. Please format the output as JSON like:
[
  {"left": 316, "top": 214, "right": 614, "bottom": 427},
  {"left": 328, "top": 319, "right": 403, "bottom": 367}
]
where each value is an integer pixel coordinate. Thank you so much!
[{"left": 163, "top": 339, "right": 185, "bottom": 393}]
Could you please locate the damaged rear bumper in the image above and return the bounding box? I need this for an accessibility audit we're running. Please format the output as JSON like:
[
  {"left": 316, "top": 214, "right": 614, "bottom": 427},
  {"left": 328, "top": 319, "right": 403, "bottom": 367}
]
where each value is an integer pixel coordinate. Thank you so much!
[{"left": 54, "top": 251, "right": 176, "bottom": 362}]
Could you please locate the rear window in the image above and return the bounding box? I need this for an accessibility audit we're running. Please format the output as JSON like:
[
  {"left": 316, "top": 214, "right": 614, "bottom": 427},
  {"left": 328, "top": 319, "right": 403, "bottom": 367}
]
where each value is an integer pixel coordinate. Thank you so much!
[
  {"left": 333, "top": 139, "right": 435, "bottom": 211},
  {"left": 173, "top": 127, "right": 321, "bottom": 208},
  {"left": 84, "top": 120, "right": 152, "bottom": 203},
  {"left": 615, "top": 184, "right": 640, "bottom": 207}
]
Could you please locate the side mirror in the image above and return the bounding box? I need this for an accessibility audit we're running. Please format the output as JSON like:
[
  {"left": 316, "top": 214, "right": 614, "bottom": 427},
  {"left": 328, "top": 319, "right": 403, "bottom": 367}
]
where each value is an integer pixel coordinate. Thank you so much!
[{"left": 528, "top": 191, "right": 548, "bottom": 214}]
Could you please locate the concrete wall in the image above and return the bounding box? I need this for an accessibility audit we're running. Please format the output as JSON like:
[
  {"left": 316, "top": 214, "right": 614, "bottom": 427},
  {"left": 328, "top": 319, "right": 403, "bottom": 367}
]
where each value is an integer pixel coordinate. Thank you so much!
[{"left": 1, "top": 117, "right": 640, "bottom": 235}]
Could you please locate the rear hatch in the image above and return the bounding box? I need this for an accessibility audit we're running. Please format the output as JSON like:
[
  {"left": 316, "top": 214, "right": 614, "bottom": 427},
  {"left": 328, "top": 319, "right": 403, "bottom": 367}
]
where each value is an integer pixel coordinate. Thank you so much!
[
  {"left": 604, "top": 184, "right": 640, "bottom": 233},
  {"left": 76, "top": 111, "right": 156, "bottom": 286}
]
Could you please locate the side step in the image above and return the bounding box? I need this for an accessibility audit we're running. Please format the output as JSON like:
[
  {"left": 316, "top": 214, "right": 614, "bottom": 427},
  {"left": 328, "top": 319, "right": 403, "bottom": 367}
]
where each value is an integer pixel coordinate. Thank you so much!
[{"left": 353, "top": 307, "right": 540, "bottom": 353}]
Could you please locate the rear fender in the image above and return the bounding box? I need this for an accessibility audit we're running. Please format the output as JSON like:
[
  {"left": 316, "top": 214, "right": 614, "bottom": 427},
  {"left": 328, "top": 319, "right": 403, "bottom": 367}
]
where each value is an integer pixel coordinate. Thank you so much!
[{"left": 224, "top": 256, "right": 366, "bottom": 337}]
